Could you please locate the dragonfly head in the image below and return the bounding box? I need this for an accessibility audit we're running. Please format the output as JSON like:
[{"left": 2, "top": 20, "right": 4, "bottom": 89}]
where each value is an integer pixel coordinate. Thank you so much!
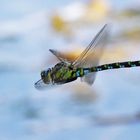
[
  {"left": 34, "top": 68, "right": 52, "bottom": 90},
  {"left": 41, "top": 68, "right": 52, "bottom": 83}
]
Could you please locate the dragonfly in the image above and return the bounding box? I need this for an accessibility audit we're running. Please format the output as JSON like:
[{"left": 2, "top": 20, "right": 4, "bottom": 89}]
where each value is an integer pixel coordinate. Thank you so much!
[{"left": 35, "top": 24, "right": 140, "bottom": 89}]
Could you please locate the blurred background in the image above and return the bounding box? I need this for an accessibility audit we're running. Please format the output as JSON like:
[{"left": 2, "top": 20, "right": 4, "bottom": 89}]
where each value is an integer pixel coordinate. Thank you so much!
[{"left": 1, "top": 0, "right": 140, "bottom": 140}]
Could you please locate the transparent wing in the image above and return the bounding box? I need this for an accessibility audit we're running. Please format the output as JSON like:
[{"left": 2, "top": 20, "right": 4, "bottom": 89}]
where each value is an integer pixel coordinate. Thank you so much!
[
  {"left": 72, "top": 24, "right": 108, "bottom": 67},
  {"left": 72, "top": 24, "right": 109, "bottom": 85},
  {"left": 49, "top": 49, "right": 71, "bottom": 64},
  {"left": 34, "top": 79, "right": 59, "bottom": 90}
]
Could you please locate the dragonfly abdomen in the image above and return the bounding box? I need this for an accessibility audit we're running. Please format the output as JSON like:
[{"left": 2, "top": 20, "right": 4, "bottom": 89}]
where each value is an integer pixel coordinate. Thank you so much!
[
  {"left": 90, "top": 60, "right": 140, "bottom": 72},
  {"left": 75, "top": 68, "right": 93, "bottom": 77},
  {"left": 75, "top": 60, "right": 140, "bottom": 78}
]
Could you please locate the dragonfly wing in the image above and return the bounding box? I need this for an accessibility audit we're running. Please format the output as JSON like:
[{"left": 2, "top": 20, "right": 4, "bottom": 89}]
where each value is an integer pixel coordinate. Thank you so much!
[
  {"left": 81, "top": 73, "right": 97, "bottom": 85},
  {"left": 73, "top": 24, "right": 109, "bottom": 85},
  {"left": 49, "top": 49, "right": 71, "bottom": 64},
  {"left": 34, "top": 79, "right": 60, "bottom": 90}
]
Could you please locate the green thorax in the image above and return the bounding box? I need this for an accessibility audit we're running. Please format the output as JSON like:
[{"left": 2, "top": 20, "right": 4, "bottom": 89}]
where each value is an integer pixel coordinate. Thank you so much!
[{"left": 50, "top": 62, "right": 77, "bottom": 84}]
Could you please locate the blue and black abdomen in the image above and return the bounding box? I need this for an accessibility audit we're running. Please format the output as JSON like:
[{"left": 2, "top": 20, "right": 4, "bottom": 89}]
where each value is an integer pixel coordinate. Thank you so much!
[
  {"left": 91, "top": 60, "right": 140, "bottom": 72},
  {"left": 75, "top": 60, "right": 140, "bottom": 77}
]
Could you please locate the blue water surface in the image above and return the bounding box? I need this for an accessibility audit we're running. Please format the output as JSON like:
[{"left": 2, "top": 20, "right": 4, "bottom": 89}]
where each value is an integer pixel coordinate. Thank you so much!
[{"left": 0, "top": 0, "right": 140, "bottom": 140}]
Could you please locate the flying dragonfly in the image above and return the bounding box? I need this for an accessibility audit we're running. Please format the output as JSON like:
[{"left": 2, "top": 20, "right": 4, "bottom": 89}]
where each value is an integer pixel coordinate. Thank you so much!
[{"left": 35, "top": 24, "right": 140, "bottom": 89}]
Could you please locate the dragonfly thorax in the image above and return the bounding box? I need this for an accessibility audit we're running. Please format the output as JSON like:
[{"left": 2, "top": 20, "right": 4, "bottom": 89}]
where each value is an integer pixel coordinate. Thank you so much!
[{"left": 46, "top": 62, "right": 77, "bottom": 84}]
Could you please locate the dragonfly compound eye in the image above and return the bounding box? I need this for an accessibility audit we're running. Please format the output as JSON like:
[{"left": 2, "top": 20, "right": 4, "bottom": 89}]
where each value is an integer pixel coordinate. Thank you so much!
[
  {"left": 41, "top": 69, "right": 51, "bottom": 78},
  {"left": 41, "top": 71, "right": 46, "bottom": 79}
]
